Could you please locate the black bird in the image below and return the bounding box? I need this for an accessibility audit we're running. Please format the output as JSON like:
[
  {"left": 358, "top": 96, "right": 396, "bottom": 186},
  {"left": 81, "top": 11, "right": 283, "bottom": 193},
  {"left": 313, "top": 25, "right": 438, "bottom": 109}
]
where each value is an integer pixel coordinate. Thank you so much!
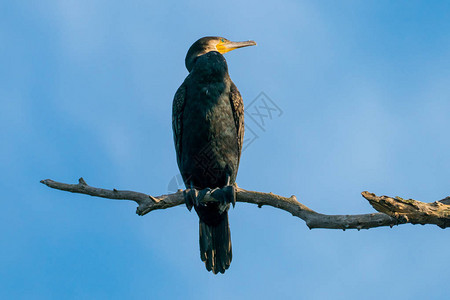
[{"left": 172, "top": 37, "right": 256, "bottom": 274}]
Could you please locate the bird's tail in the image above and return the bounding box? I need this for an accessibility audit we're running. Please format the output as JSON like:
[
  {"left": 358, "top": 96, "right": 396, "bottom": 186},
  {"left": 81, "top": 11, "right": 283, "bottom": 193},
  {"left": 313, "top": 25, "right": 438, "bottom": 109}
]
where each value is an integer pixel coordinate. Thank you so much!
[{"left": 199, "top": 211, "right": 232, "bottom": 274}]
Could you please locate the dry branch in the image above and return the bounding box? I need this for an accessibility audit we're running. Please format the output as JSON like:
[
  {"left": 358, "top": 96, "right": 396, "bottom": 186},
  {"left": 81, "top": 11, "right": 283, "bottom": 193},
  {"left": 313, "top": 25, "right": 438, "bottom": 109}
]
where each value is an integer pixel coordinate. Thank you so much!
[
  {"left": 362, "top": 192, "right": 450, "bottom": 229},
  {"left": 40, "top": 178, "right": 450, "bottom": 229}
]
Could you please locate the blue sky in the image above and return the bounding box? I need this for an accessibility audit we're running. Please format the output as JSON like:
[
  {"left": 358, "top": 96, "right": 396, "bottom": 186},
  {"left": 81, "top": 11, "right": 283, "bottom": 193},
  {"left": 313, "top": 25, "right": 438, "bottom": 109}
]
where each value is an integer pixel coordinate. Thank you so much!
[{"left": 2, "top": 1, "right": 450, "bottom": 299}]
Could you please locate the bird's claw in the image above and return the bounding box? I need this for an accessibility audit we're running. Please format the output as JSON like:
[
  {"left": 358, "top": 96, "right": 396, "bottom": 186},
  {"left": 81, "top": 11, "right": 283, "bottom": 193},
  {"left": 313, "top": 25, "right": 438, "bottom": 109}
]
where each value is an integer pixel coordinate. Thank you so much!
[
  {"left": 185, "top": 185, "right": 235, "bottom": 212},
  {"left": 211, "top": 185, "right": 236, "bottom": 208},
  {"left": 196, "top": 188, "right": 211, "bottom": 207},
  {"left": 184, "top": 188, "right": 198, "bottom": 211},
  {"left": 224, "top": 185, "right": 236, "bottom": 208},
  {"left": 184, "top": 187, "right": 212, "bottom": 211}
]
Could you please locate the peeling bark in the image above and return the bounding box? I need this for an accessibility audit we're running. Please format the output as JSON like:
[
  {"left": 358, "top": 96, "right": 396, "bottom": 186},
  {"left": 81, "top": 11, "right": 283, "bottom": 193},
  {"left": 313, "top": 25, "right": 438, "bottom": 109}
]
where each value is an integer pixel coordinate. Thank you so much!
[{"left": 362, "top": 192, "right": 450, "bottom": 229}]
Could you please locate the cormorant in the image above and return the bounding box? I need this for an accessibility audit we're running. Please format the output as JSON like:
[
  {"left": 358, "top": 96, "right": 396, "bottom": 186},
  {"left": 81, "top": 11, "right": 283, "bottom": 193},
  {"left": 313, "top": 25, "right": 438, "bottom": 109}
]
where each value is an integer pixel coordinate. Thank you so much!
[{"left": 172, "top": 37, "right": 256, "bottom": 274}]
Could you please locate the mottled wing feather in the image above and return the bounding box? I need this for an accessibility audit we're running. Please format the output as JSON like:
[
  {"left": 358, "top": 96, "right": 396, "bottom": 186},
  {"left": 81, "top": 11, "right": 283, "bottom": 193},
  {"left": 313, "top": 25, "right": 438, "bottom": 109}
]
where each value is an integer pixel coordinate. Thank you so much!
[
  {"left": 172, "top": 82, "right": 187, "bottom": 168},
  {"left": 229, "top": 82, "right": 245, "bottom": 161}
]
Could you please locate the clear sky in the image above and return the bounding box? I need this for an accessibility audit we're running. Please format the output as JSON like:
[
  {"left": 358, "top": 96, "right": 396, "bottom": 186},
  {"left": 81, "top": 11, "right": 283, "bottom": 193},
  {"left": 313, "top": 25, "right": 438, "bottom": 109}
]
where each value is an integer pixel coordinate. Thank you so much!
[{"left": 2, "top": 1, "right": 450, "bottom": 299}]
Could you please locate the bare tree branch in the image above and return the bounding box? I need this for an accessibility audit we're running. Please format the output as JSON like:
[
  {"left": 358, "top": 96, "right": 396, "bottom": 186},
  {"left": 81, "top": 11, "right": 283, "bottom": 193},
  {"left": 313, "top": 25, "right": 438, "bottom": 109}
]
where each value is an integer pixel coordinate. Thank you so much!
[{"left": 40, "top": 178, "right": 450, "bottom": 229}]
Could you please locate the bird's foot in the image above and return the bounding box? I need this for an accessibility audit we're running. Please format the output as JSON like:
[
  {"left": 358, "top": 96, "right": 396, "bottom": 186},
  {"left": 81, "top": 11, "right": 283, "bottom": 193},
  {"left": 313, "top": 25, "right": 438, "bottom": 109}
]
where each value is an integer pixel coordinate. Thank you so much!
[
  {"left": 211, "top": 185, "right": 236, "bottom": 209},
  {"left": 183, "top": 188, "right": 197, "bottom": 211},
  {"left": 184, "top": 187, "right": 211, "bottom": 211}
]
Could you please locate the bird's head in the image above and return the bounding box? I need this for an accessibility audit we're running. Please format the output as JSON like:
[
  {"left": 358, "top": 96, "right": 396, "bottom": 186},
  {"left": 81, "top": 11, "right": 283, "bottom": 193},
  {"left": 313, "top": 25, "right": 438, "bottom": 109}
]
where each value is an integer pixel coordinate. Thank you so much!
[{"left": 185, "top": 36, "right": 256, "bottom": 72}]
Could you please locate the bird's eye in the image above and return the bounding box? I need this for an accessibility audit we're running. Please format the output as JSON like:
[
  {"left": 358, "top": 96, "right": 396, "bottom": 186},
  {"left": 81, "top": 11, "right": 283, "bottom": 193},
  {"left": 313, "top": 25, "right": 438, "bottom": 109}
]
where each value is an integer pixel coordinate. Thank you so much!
[{"left": 221, "top": 39, "right": 225, "bottom": 43}]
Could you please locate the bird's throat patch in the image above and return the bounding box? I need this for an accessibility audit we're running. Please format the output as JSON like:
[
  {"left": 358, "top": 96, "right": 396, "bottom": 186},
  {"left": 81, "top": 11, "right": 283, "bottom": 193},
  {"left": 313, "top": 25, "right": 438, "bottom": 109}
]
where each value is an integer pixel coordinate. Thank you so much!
[{"left": 216, "top": 42, "right": 234, "bottom": 54}]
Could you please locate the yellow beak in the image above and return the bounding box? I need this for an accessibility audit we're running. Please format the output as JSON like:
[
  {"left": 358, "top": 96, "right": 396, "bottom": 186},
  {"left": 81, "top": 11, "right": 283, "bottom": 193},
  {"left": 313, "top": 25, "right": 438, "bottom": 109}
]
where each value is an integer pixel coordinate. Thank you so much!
[{"left": 216, "top": 40, "right": 257, "bottom": 54}]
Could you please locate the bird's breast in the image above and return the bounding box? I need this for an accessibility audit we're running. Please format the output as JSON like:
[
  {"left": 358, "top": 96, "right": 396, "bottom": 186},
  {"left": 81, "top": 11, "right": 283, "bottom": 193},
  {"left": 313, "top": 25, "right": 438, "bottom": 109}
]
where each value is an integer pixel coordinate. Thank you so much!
[
  {"left": 183, "top": 80, "right": 235, "bottom": 144},
  {"left": 180, "top": 79, "right": 239, "bottom": 187}
]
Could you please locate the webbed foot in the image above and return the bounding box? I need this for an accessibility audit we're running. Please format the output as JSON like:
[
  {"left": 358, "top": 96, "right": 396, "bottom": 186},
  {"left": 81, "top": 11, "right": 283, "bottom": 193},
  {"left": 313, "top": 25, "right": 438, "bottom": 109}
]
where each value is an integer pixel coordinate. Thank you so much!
[
  {"left": 184, "top": 186, "right": 211, "bottom": 211},
  {"left": 211, "top": 184, "right": 236, "bottom": 214},
  {"left": 184, "top": 188, "right": 198, "bottom": 211}
]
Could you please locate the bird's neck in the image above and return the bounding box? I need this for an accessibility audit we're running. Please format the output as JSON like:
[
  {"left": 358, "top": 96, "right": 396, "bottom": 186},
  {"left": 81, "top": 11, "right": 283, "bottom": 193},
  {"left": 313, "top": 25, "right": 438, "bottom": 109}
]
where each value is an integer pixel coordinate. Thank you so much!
[{"left": 188, "top": 52, "right": 229, "bottom": 79}]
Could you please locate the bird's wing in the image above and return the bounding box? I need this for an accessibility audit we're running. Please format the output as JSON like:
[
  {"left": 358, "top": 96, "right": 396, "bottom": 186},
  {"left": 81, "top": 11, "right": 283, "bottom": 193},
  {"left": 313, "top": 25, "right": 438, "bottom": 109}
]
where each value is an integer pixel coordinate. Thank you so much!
[
  {"left": 172, "top": 81, "right": 187, "bottom": 168},
  {"left": 229, "top": 81, "right": 245, "bottom": 160}
]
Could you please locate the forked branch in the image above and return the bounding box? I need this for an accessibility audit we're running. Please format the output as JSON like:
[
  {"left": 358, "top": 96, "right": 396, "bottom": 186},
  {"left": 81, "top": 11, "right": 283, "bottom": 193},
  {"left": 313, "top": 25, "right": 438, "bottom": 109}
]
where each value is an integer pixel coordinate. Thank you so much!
[{"left": 40, "top": 178, "right": 450, "bottom": 229}]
